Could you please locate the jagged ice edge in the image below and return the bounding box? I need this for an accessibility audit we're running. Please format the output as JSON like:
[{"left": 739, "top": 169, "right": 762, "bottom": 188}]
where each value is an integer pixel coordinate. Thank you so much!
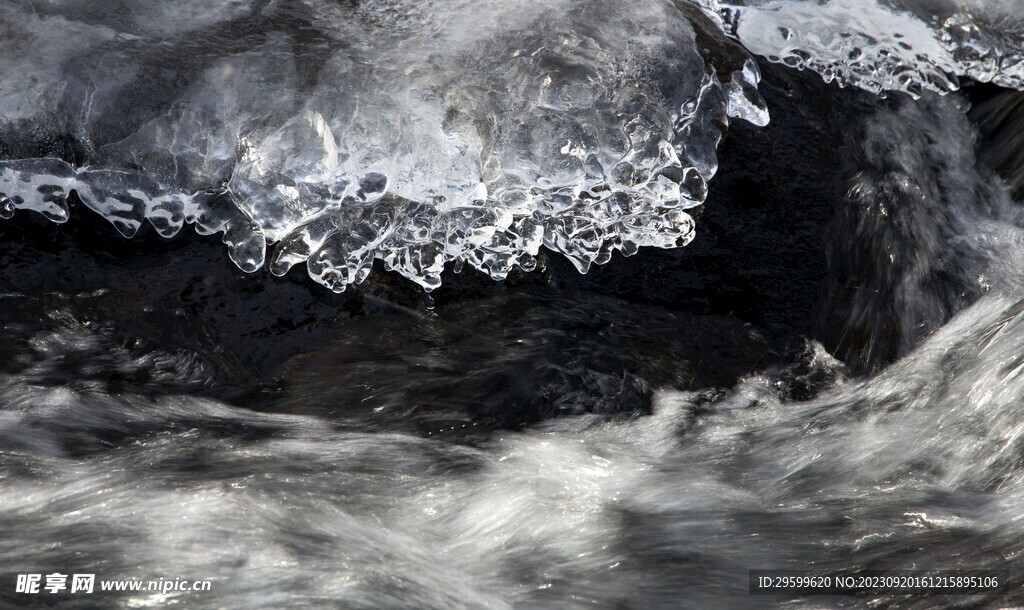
[{"left": 1, "top": 61, "right": 768, "bottom": 292}]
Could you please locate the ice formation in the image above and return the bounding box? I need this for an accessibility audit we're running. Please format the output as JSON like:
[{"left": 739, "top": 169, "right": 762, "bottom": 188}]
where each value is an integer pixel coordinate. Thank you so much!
[
  {"left": 0, "top": 0, "right": 767, "bottom": 290},
  {"left": 4, "top": 0, "right": 1024, "bottom": 291},
  {"left": 695, "top": 0, "right": 1024, "bottom": 97}
]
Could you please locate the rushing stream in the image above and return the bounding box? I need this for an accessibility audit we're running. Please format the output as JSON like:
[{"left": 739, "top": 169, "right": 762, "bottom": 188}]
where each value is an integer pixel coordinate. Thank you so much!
[{"left": 2, "top": 0, "right": 1024, "bottom": 608}]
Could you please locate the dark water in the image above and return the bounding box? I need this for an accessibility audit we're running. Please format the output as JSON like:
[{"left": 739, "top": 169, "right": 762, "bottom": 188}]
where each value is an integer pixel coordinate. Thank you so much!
[{"left": 3, "top": 1, "right": 1024, "bottom": 608}]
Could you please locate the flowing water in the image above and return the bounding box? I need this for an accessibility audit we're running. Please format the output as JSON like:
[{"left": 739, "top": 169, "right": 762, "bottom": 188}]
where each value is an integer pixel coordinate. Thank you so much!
[{"left": 2, "top": 0, "right": 1024, "bottom": 608}]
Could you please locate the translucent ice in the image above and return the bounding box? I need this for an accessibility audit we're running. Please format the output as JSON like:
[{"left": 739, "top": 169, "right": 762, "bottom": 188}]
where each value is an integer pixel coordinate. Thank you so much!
[
  {"left": 695, "top": 0, "right": 1024, "bottom": 97},
  {"left": 0, "top": 0, "right": 768, "bottom": 291}
]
